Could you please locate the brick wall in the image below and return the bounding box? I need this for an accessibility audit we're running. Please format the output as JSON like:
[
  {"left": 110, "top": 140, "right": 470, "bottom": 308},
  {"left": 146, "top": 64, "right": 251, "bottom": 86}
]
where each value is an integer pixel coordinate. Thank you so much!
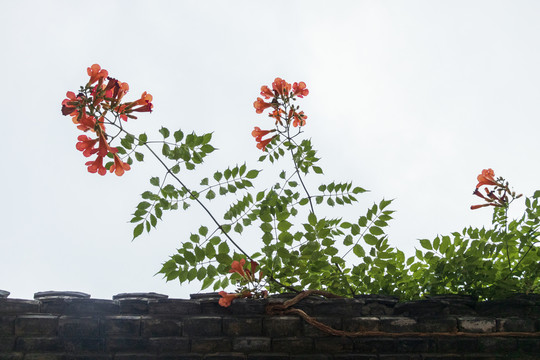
[{"left": 0, "top": 291, "right": 539, "bottom": 359}]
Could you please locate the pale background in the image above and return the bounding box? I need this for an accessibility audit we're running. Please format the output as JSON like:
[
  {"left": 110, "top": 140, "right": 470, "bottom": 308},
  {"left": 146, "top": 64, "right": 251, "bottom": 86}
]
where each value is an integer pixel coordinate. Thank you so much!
[{"left": 1, "top": 1, "right": 539, "bottom": 300}]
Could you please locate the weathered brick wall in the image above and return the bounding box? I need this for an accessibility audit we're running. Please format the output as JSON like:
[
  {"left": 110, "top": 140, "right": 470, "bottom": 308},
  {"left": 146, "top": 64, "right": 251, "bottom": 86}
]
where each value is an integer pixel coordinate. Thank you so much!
[{"left": 0, "top": 291, "right": 539, "bottom": 359}]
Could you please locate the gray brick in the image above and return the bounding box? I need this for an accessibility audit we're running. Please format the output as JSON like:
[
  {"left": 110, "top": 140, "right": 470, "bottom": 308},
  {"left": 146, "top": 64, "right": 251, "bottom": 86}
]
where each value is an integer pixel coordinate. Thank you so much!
[
  {"left": 148, "top": 337, "right": 189, "bottom": 353},
  {"left": 15, "top": 315, "right": 58, "bottom": 336},
  {"left": 233, "top": 337, "right": 271, "bottom": 352},
  {"left": 204, "top": 354, "right": 246, "bottom": 360},
  {"left": 105, "top": 337, "right": 148, "bottom": 352},
  {"left": 496, "top": 317, "right": 535, "bottom": 332},
  {"left": 247, "top": 354, "right": 289, "bottom": 360},
  {"left": 333, "top": 355, "right": 378, "bottom": 360},
  {"left": 118, "top": 299, "right": 149, "bottom": 314},
  {"left": 22, "top": 355, "right": 65, "bottom": 360},
  {"left": 142, "top": 317, "right": 183, "bottom": 337},
  {"left": 183, "top": 316, "right": 222, "bottom": 337},
  {"left": 378, "top": 356, "right": 422, "bottom": 360},
  {"left": 309, "top": 298, "right": 363, "bottom": 316},
  {"left": 416, "top": 317, "right": 457, "bottom": 332},
  {"left": 157, "top": 355, "right": 203, "bottom": 360},
  {"left": 263, "top": 316, "right": 302, "bottom": 337},
  {"left": 101, "top": 315, "right": 141, "bottom": 336},
  {"left": 290, "top": 355, "right": 332, "bottom": 360},
  {"left": 420, "top": 355, "right": 462, "bottom": 360},
  {"left": 518, "top": 338, "right": 540, "bottom": 354},
  {"left": 342, "top": 317, "right": 379, "bottom": 333},
  {"left": 0, "top": 299, "right": 40, "bottom": 315},
  {"left": 41, "top": 299, "right": 118, "bottom": 315},
  {"left": 63, "top": 337, "right": 104, "bottom": 352},
  {"left": 438, "top": 337, "right": 478, "bottom": 353},
  {"left": 0, "top": 353, "right": 23, "bottom": 360},
  {"left": 190, "top": 337, "right": 232, "bottom": 352},
  {"left": 15, "top": 337, "right": 63, "bottom": 352},
  {"left": 223, "top": 316, "right": 263, "bottom": 336},
  {"left": 58, "top": 316, "right": 99, "bottom": 337},
  {"left": 396, "top": 337, "right": 435, "bottom": 353},
  {"left": 477, "top": 336, "right": 517, "bottom": 353},
  {"left": 272, "top": 337, "right": 313, "bottom": 353},
  {"left": 314, "top": 336, "right": 353, "bottom": 352},
  {"left": 303, "top": 316, "right": 342, "bottom": 337},
  {"left": 148, "top": 300, "right": 200, "bottom": 315},
  {"left": 457, "top": 317, "right": 496, "bottom": 333},
  {"left": 354, "top": 337, "right": 396, "bottom": 353},
  {"left": 0, "top": 317, "right": 14, "bottom": 336},
  {"left": 462, "top": 355, "right": 509, "bottom": 360},
  {"left": 379, "top": 317, "right": 418, "bottom": 333},
  {"left": 0, "top": 337, "right": 15, "bottom": 352},
  {"left": 113, "top": 355, "right": 158, "bottom": 360},
  {"left": 361, "top": 302, "right": 395, "bottom": 316}
]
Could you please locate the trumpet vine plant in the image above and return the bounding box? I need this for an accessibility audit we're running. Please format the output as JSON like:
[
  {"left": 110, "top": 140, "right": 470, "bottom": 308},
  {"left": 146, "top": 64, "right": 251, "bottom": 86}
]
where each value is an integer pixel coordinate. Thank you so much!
[{"left": 62, "top": 64, "right": 540, "bottom": 305}]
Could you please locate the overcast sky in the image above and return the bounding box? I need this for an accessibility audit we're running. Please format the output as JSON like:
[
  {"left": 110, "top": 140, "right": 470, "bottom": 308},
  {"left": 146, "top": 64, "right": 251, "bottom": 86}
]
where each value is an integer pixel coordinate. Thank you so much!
[{"left": 2, "top": 1, "right": 540, "bottom": 300}]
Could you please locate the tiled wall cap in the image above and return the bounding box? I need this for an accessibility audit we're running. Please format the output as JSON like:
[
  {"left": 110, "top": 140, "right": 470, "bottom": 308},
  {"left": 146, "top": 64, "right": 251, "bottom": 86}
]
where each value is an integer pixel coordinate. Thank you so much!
[
  {"left": 190, "top": 292, "right": 220, "bottom": 299},
  {"left": 113, "top": 292, "right": 169, "bottom": 300},
  {"left": 0, "top": 290, "right": 9, "bottom": 298},
  {"left": 353, "top": 294, "right": 399, "bottom": 305},
  {"left": 425, "top": 294, "right": 477, "bottom": 306},
  {"left": 34, "top": 291, "right": 91, "bottom": 299}
]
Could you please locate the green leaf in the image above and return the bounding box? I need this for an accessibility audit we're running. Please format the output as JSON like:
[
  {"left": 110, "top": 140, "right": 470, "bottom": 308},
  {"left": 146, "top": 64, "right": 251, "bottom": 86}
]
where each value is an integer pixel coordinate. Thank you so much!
[
  {"left": 218, "top": 242, "right": 230, "bottom": 254},
  {"left": 364, "top": 234, "right": 378, "bottom": 246},
  {"left": 206, "top": 190, "right": 216, "bottom": 200},
  {"left": 201, "top": 144, "right": 215, "bottom": 153},
  {"left": 174, "top": 130, "right": 184, "bottom": 142},
  {"left": 419, "top": 239, "right": 432, "bottom": 250},
  {"left": 159, "top": 127, "right": 170, "bottom": 138},
  {"left": 369, "top": 226, "right": 384, "bottom": 236},
  {"left": 246, "top": 170, "right": 260, "bottom": 179},
  {"left": 198, "top": 226, "right": 208, "bottom": 236},
  {"left": 358, "top": 216, "right": 367, "bottom": 227},
  {"left": 201, "top": 276, "right": 213, "bottom": 290},
  {"left": 137, "top": 201, "right": 151, "bottom": 210},
  {"left": 202, "top": 133, "right": 213, "bottom": 144},
  {"left": 187, "top": 268, "right": 197, "bottom": 281},
  {"left": 312, "top": 166, "right": 323, "bottom": 174},
  {"left": 134, "top": 152, "right": 144, "bottom": 161},
  {"left": 308, "top": 212, "right": 317, "bottom": 226},
  {"left": 379, "top": 199, "right": 392, "bottom": 210},
  {"left": 133, "top": 223, "right": 144, "bottom": 239},
  {"left": 234, "top": 223, "right": 243, "bottom": 234},
  {"left": 138, "top": 133, "right": 148, "bottom": 144},
  {"left": 162, "top": 144, "right": 171, "bottom": 156},
  {"left": 277, "top": 220, "right": 292, "bottom": 232},
  {"left": 299, "top": 198, "right": 309, "bottom": 206},
  {"left": 200, "top": 178, "right": 209, "bottom": 186},
  {"left": 353, "top": 244, "right": 365, "bottom": 257},
  {"left": 150, "top": 177, "right": 160, "bottom": 186},
  {"left": 197, "top": 267, "right": 207, "bottom": 281}
]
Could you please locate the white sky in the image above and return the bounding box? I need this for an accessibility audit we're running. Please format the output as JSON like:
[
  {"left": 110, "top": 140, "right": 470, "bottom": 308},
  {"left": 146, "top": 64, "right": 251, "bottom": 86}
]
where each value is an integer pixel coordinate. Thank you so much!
[{"left": 2, "top": 1, "right": 540, "bottom": 300}]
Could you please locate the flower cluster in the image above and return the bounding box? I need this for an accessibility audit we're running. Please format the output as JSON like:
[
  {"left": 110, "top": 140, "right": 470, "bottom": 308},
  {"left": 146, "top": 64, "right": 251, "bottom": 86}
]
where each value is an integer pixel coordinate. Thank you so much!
[
  {"left": 252, "top": 77, "right": 309, "bottom": 151},
  {"left": 218, "top": 258, "right": 267, "bottom": 307},
  {"left": 61, "top": 64, "right": 153, "bottom": 176},
  {"left": 471, "top": 169, "right": 521, "bottom": 210}
]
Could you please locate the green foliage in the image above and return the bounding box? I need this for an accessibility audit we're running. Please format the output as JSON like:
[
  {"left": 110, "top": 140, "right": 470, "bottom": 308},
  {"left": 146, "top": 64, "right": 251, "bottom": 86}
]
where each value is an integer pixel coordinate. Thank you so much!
[{"left": 125, "top": 88, "right": 538, "bottom": 301}]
